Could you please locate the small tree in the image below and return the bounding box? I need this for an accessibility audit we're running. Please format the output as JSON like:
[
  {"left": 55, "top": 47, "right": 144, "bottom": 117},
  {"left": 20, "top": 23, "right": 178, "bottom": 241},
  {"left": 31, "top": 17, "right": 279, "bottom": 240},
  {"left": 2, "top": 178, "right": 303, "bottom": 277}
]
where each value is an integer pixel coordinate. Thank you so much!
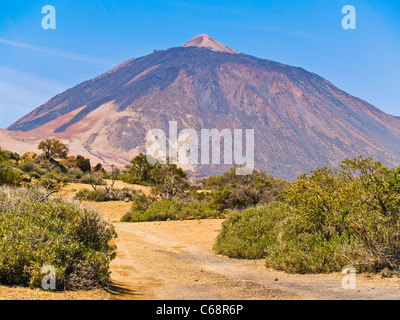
[
  {"left": 38, "top": 139, "right": 69, "bottom": 160},
  {"left": 103, "top": 165, "right": 121, "bottom": 199},
  {"left": 123, "top": 153, "right": 156, "bottom": 184},
  {"left": 79, "top": 173, "right": 105, "bottom": 191},
  {"left": 151, "top": 162, "right": 190, "bottom": 199},
  {"left": 201, "top": 166, "right": 285, "bottom": 211},
  {"left": 109, "top": 165, "right": 120, "bottom": 189}
]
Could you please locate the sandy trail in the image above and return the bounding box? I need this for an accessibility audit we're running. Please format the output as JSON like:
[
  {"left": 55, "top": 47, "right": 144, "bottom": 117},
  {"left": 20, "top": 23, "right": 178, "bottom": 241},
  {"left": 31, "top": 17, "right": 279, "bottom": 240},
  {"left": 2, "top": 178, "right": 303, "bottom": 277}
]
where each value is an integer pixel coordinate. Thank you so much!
[
  {"left": 4, "top": 183, "right": 397, "bottom": 300},
  {"left": 91, "top": 201, "right": 400, "bottom": 300}
]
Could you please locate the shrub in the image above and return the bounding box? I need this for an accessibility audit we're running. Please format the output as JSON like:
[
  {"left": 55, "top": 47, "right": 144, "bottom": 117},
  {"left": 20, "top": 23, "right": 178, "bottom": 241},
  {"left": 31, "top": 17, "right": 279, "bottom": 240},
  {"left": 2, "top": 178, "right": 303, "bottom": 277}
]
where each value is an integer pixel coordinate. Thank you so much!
[
  {"left": 214, "top": 157, "right": 400, "bottom": 274},
  {"left": 43, "top": 169, "right": 69, "bottom": 183},
  {"left": 79, "top": 173, "right": 106, "bottom": 190},
  {"left": 19, "top": 161, "right": 47, "bottom": 176},
  {"left": 275, "top": 158, "right": 400, "bottom": 273},
  {"left": 0, "top": 164, "right": 21, "bottom": 186},
  {"left": 67, "top": 167, "right": 84, "bottom": 182},
  {"left": 0, "top": 150, "right": 22, "bottom": 186},
  {"left": 121, "top": 199, "right": 220, "bottom": 222},
  {"left": 0, "top": 187, "right": 117, "bottom": 290},
  {"left": 122, "top": 153, "right": 157, "bottom": 185},
  {"left": 214, "top": 202, "right": 289, "bottom": 259},
  {"left": 75, "top": 188, "right": 138, "bottom": 202},
  {"left": 150, "top": 163, "right": 190, "bottom": 199},
  {"left": 38, "top": 139, "right": 69, "bottom": 160},
  {"left": 0, "top": 149, "right": 20, "bottom": 162},
  {"left": 340, "top": 157, "right": 400, "bottom": 271},
  {"left": 202, "top": 166, "right": 286, "bottom": 211},
  {"left": 20, "top": 161, "right": 35, "bottom": 173},
  {"left": 29, "top": 171, "right": 42, "bottom": 179},
  {"left": 75, "top": 189, "right": 107, "bottom": 202},
  {"left": 122, "top": 154, "right": 190, "bottom": 198},
  {"left": 129, "top": 193, "right": 155, "bottom": 211},
  {"left": 263, "top": 213, "right": 360, "bottom": 274},
  {"left": 38, "top": 178, "right": 60, "bottom": 190}
]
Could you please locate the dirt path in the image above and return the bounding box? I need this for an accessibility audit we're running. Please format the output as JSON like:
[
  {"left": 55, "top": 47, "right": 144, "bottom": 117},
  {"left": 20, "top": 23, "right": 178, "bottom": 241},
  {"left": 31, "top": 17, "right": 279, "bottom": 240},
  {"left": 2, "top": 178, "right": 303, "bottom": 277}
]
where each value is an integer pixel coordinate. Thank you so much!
[
  {"left": 92, "top": 201, "right": 400, "bottom": 300},
  {"left": 2, "top": 185, "right": 400, "bottom": 300}
]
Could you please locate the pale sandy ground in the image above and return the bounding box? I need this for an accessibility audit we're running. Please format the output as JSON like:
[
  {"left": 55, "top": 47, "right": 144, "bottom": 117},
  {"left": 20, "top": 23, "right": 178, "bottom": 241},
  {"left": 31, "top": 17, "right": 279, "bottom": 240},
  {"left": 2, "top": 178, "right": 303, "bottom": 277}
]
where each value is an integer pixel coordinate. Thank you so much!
[
  {"left": 59, "top": 180, "right": 153, "bottom": 197},
  {"left": 105, "top": 218, "right": 400, "bottom": 300},
  {"left": 1, "top": 183, "right": 400, "bottom": 300}
]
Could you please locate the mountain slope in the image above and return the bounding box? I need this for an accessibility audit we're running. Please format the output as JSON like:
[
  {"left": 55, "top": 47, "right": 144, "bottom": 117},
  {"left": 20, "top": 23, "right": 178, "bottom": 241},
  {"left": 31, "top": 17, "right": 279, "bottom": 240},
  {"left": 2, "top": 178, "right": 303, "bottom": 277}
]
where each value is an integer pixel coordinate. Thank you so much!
[{"left": 6, "top": 35, "right": 400, "bottom": 180}]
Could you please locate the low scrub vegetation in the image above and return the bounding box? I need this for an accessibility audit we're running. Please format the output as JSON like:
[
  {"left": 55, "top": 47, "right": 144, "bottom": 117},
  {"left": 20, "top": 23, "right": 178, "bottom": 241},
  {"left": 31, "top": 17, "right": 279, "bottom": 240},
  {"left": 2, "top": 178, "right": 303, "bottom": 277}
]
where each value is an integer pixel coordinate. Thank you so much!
[
  {"left": 200, "top": 166, "right": 285, "bottom": 211},
  {"left": 75, "top": 187, "right": 139, "bottom": 202},
  {"left": 215, "top": 156, "right": 400, "bottom": 274},
  {"left": 214, "top": 202, "right": 288, "bottom": 259},
  {"left": 121, "top": 198, "right": 221, "bottom": 222},
  {"left": 120, "top": 155, "right": 285, "bottom": 222},
  {"left": 0, "top": 149, "right": 22, "bottom": 186},
  {"left": 0, "top": 187, "right": 117, "bottom": 290},
  {"left": 4, "top": 140, "right": 400, "bottom": 276},
  {"left": 0, "top": 140, "right": 121, "bottom": 191}
]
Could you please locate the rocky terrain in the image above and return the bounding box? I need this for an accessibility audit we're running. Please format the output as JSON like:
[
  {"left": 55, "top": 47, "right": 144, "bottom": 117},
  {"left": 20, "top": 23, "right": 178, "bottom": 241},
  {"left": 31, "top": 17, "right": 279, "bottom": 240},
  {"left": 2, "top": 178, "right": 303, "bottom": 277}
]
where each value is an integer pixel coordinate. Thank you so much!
[{"left": 4, "top": 34, "right": 400, "bottom": 180}]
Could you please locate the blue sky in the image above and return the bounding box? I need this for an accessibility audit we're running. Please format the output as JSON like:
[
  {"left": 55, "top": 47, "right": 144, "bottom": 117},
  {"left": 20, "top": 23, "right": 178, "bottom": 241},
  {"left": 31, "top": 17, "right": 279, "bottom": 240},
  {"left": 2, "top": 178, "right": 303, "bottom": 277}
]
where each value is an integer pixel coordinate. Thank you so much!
[{"left": 0, "top": 0, "right": 399, "bottom": 128}]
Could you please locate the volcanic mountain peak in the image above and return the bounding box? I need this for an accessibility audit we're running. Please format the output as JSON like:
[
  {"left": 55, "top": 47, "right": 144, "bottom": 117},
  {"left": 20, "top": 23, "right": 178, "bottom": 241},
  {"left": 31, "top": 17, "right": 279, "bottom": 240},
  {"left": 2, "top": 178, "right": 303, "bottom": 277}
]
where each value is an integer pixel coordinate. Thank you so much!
[
  {"left": 182, "top": 34, "right": 239, "bottom": 54},
  {"left": 6, "top": 35, "right": 400, "bottom": 181}
]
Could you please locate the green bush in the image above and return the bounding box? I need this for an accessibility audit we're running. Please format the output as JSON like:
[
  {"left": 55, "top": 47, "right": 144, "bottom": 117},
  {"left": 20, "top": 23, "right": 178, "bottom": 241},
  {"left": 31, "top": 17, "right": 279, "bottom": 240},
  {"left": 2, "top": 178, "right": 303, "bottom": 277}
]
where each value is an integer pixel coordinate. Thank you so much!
[
  {"left": 20, "top": 161, "right": 36, "bottom": 173},
  {"left": 0, "top": 149, "right": 20, "bottom": 162},
  {"left": 79, "top": 173, "right": 106, "bottom": 189},
  {"left": 263, "top": 213, "right": 361, "bottom": 274},
  {"left": 75, "top": 189, "right": 108, "bottom": 202},
  {"left": 122, "top": 154, "right": 191, "bottom": 199},
  {"left": 0, "top": 149, "right": 22, "bottom": 186},
  {"left": 214, "top": 157, "right": 400, "bottom": 274},
  {"left": 0, "top": 164, "right": 21, "bottom": 186},
  {"left": 0, "top": 186, "right": 117, "bottom": 290},
  {"left": 340, "top": 157, "right": 400, "bottom": 271},
  {"left": 214, "top": 202, "right": 289, "bottom": 259},
  {"left": 201, "top": 166, "right": 286, "bottom": 211},
  {"left": 213, "top": 180, "right": 363, "bottom": 273},
  {"left": 122, "top": 153, "right": 158, "bottom": 185},
  {"left": 121, "top": 199, "right": 220, "bottom": 222},
  {"left": 129, "top": 193, "right": 155, "bottom": 211},
  {"left": 67, "top": 167, "right": 84, "bottom": 182},
  {"left": 29, "top": 171, "right": 42, "bottom": 179},
  {"left": 75, "top": 188, "right": 138, "bottom": 202},
  {"left": 44, "top": 169, "right": 69, "bottom": 183},
  {"left": 38, "top": 178, "right": 60, "bottom": 190},
  {"left": 274, "top": 158, "right": 400, "bottom": 273}
]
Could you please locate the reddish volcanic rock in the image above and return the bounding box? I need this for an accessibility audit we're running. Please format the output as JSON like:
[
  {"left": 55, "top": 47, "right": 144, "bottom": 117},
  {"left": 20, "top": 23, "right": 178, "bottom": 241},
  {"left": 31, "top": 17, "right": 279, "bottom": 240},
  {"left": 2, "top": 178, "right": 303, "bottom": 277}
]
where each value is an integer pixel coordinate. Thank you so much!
[{"left": 5, "top": 35, "right": 400, "bottom": 180}]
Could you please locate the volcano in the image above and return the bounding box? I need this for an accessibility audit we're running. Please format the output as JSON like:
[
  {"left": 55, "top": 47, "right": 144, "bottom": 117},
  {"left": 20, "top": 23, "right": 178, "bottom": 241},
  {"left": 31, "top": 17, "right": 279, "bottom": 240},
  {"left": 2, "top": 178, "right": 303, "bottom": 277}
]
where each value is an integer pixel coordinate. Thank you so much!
[{"left": 4, "top": 34, "right": 400, "bottom": 180}]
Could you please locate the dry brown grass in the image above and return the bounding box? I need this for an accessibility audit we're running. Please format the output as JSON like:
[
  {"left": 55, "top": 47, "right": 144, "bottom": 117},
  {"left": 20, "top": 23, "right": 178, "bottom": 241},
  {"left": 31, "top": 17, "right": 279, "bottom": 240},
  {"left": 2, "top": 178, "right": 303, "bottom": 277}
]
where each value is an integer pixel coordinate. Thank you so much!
[
  {"left": 0, "top": 285, "right": 108, "bottom": 300},
  {"left": 60, "top": 180, "right": 152, "bottom": 198}
]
